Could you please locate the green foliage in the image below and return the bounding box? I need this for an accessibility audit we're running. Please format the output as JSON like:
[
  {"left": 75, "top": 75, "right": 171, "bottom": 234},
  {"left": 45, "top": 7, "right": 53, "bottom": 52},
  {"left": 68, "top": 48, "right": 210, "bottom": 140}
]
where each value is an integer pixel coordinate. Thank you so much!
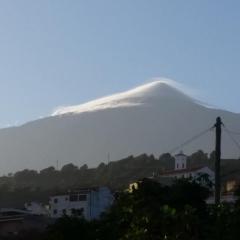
[
  {"left": 89, "top": 178, "right": 211, "bottom": 240},
  {"left": 45, "top": 216, "right": 99, "bottom": 240},
  {"left": 6, "top": 178, "right": 240, "bottom": 240},
  {"left": 61, "top": 163, "right": 78, "bottom": 173}
]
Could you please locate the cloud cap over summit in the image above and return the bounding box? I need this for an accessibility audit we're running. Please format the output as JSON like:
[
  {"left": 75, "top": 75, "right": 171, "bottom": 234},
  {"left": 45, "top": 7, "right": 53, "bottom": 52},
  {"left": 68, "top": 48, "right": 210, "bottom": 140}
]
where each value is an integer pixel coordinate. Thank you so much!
[{"left": 52, "top": 78, "right": 196, "bottom": 116}]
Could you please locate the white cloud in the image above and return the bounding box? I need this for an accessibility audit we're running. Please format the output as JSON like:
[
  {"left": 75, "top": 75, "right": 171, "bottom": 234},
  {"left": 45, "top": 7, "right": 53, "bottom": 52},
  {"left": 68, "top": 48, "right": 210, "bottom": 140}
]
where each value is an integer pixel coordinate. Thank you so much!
[{"left": 51, "top": 78, "right": 199, "bottom": 116}]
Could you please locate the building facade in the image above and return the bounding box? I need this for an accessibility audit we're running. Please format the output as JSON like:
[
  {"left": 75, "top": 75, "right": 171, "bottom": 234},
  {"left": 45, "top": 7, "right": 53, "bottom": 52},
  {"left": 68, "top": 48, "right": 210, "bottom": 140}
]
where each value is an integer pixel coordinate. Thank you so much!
[
  {"left": 174, "top": 151, "right": 187, "bottom": 170},
  {"left": 49, "top": 187, "right": 114, "bottom": 220}
]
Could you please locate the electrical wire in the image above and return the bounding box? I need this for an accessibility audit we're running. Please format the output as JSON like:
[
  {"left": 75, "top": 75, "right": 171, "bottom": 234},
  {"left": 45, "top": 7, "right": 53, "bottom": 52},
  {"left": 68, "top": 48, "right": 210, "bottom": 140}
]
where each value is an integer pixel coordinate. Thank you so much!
[
  {"left": 224, "top": 128, "right": 240, "bottom": 135},
  {"left": 223, "top": 126, "right": 240, "bottom": 153},
  {"left": 168, "top": 126, "right": 214, "bottom": 154}
]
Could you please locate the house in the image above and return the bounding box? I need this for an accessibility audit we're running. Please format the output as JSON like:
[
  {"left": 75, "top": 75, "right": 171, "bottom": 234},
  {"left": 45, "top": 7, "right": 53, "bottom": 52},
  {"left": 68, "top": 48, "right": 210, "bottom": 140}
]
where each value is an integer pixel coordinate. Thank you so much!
[
  {"left": 160, "top": 151, "right": 214, "bottom": 183},
  {"left": 128, "top": 152, "right": 240, "bottom": 204},
  {"left": 49, "top": 187, "right": 114, "bottom": 220},
  {"left": 158, "top": 152, "right": 240, "bottom": 203},
  {"left": 128, "top": 151, "right": 215, "bottom": 192}
]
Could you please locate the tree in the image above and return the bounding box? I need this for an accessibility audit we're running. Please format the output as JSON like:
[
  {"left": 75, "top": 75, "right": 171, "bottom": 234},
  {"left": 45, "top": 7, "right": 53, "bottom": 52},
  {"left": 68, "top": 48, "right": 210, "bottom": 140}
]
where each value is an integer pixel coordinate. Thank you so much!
[
  {"left": 61, "top": 163, "right": 78, "bottom": 173},
  {"left": 99, "top": 178, "right": 210, "bottom": 240},
  {"left": 188, "top": 150, "right": 209, "bottom": 167},
  {"left": 40, "top": 166, "right": 56, "bottom": 175},
  {"left": 45, "top": 216, "right": 98, "bottom": 240},
  {"left": 79, "top": 164, "right": 88, "bottom": 171}
]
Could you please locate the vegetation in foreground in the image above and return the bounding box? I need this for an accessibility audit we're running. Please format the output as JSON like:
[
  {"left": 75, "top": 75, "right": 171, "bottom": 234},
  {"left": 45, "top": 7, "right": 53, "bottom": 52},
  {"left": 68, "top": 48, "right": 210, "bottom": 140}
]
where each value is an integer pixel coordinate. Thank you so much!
[{"left": 4, "top": 177, "right": 240, "bottom": 240}]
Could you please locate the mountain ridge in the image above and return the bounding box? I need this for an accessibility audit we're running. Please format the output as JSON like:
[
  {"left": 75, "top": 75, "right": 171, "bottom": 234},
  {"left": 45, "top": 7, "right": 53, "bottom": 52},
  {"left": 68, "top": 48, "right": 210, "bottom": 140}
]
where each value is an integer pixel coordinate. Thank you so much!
[{"left": 0, "top": 79, "right": 239, "bottom": 174}]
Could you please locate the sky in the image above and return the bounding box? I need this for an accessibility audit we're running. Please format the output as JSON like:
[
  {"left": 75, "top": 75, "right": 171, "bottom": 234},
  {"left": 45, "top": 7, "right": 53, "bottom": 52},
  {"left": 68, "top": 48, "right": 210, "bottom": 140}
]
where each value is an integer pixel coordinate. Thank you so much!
[{"left": 0, "top": 0, "right": 239, "bottom": 127}]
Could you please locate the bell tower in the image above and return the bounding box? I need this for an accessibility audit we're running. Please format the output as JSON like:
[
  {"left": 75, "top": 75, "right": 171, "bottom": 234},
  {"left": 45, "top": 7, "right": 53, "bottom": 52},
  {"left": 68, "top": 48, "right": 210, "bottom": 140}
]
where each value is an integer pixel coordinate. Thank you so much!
[{"left": 174, "top": 151, "right": 187, "bottom": 170}]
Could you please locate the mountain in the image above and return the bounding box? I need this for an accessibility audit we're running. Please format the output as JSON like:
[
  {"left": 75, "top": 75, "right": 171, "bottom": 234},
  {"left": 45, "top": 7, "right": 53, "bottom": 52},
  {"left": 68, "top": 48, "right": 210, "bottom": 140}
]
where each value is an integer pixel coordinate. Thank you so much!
[{"left": 0, "top": 79, "right": 239, "bottom": 174}]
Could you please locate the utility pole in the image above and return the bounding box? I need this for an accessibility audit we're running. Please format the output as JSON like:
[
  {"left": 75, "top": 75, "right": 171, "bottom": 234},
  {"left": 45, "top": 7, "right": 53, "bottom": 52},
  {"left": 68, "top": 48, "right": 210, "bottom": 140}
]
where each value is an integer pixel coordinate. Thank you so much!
[{"left": 215, "top": 117, "right": 222, "bottom": 205}]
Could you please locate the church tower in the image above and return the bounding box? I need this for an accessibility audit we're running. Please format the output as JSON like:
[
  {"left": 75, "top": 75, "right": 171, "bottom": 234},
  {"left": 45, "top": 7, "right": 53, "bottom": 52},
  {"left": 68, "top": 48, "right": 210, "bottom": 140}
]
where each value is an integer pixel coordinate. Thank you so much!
[{"left": 174, "top": 151, "right": 187, "bottom": 170}]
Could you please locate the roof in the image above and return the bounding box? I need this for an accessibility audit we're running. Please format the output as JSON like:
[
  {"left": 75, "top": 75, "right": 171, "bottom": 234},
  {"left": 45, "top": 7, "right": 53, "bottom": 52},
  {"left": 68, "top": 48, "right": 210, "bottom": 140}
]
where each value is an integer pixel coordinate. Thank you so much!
[
  {"left": 50, "top": 186, "right": 107, "bottom": 197},
  {"left": 0, "top": 208, "right": 31, "bottom": 215},
  {"left": 0, "top": 208, "right": 31, "bottom": 223},
  {"left": 154, "top": 177, "right": 175, "bottom": 186},
  {"left": 175, "top": 151, "right": 186, "bottom": 157},
  {"left": 160, "top": 166, "right": 209, "bottom": 176}
]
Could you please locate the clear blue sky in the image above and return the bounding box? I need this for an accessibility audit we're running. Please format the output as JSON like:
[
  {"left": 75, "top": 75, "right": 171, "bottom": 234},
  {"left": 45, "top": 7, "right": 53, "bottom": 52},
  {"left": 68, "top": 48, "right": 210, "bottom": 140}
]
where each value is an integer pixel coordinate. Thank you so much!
[{"left": 0, "top": 0, "right": 239, "bottom": 126}]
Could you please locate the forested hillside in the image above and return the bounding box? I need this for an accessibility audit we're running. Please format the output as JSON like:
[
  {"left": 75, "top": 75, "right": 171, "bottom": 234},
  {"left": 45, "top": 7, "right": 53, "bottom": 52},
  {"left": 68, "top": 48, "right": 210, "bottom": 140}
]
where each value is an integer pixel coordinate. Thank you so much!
[{"left": 0, "top": 150, "right": 239, "bottom": 207}]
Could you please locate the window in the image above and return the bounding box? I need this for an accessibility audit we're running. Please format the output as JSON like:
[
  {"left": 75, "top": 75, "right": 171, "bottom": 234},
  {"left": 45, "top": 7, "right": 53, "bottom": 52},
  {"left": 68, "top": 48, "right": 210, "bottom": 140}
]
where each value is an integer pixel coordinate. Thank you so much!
[
  {"left": 78, "top": 195, "right": 87, "bottom": 201},
  {"left": 182, "top": 163, "right": 184, "bottom": 168},
  {"left": 54, "top": 198, "right": 58, "bottom": 204},
  {"left": 177, "top": 164, "right": 179, "bottom": 169},
  {"left": 53, "top": 209, "right": 58, "bottom": 215},
  {"left": 62, "top": 209, "right": 66, "bottom": 215},
  {"left": 71, "top": 208, "right": 84, "bottom": 216},
  {"left": 69, "top": 194, "right": 78, "bottom": 202}
]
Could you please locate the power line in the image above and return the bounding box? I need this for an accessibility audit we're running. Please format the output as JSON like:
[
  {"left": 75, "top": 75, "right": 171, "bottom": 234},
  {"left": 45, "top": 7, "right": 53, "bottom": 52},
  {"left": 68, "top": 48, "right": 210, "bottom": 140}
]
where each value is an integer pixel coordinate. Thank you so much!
[
  {"left": 212, "top": 125, "right": 240, "bottom": 179},
  {"left": 168, "top": 126, "right": 214, "bottom": 154},
  {"left": 224, "top": 128, "right": 240, "bottom": 135},
  {"left": 223, "top": 126, "right": 240, "bottom": 153}
]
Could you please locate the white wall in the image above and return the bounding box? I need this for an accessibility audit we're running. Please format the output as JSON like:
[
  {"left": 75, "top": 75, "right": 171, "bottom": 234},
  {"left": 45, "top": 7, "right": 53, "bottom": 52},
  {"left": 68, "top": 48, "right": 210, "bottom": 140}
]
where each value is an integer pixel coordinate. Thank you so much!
[
  {"left": 174, "top": 154, "right": 187, "bottom": 170},
  {"left": 49, "top": 187, "right": 114, "bottom": 220}
]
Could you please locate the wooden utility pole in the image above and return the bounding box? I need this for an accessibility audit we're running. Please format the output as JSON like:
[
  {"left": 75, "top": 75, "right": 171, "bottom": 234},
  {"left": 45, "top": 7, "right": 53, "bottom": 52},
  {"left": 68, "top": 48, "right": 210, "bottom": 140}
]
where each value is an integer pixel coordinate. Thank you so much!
[{"left": 215, "top": 117, "right": 222, "bottom": 205}]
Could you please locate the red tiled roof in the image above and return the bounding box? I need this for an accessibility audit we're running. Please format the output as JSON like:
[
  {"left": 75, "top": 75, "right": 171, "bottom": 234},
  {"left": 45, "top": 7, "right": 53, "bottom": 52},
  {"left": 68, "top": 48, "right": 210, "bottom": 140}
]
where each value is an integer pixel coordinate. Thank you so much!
[{"left": 160, "top": 166, "right": 206, "bottom": 176}]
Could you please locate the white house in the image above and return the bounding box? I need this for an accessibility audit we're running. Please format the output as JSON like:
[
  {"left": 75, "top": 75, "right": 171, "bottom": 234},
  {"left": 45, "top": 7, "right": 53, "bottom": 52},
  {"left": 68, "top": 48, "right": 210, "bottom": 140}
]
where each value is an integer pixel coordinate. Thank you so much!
[
  {"left": 49, "top": 187, "right": 114, "bottom": 220},
  {"left": 160, "top": 151, "right": 214, "bottom": 182}
]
